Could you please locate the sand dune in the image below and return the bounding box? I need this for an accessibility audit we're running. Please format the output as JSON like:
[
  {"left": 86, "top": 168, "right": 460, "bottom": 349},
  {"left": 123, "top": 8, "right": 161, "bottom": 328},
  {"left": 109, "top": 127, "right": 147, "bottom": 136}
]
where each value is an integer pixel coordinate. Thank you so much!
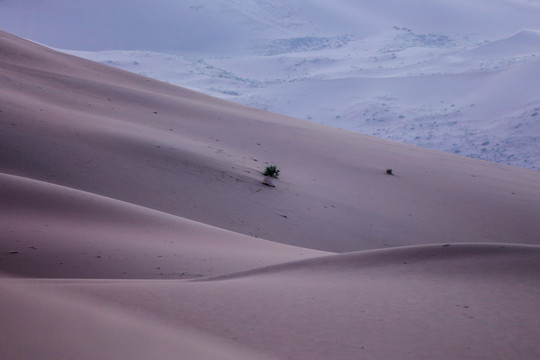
[
  {"left": 0, "top": 275, "right": 277, "bottom": 360},
  {"left": 1, "top": 30, "right": 539, "bottom": 252},
  {"left": 5, "top": 244, "right": 540, "bottom": 360},
  {"left": 0, "top": 172, "right": 327, "bottom": 279},
  {"left": 1, "top": 30, "right": 540, "bottom": 359},
  {"left": 4, "top": 1, "right": 540, "bottom": 169},
  {"left": 466, "top": 29, "right": 540, "bottom": 57}
]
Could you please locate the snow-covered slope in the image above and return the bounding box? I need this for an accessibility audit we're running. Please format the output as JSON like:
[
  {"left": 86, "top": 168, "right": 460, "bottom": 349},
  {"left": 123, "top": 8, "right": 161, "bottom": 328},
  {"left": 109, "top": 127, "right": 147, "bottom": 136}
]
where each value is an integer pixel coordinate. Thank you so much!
[{"left": 1, "top": 0, "right": 539, "bottom": 169}]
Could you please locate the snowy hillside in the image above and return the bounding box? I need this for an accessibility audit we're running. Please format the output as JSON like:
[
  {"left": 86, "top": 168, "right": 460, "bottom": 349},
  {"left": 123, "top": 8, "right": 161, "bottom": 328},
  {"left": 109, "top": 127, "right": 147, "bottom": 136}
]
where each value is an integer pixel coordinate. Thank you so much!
[{"left": 1, "top": 0, "right": 539, "bottom": 169}]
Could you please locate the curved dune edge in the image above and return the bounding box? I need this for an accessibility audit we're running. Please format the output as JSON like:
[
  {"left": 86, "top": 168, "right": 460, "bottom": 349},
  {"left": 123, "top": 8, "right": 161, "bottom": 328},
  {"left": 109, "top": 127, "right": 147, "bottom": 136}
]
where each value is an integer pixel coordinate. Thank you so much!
[
  {"left": 0, "top": 172, "right": 328, "bottom": 279},
  {"left": 0, "top": 276, "right": 277, "bottom": 360},
  {"left": 1, "top": 29, "right": 540, "bottom": 252},
  {"left": 8, "top": 243, "right": 540, "bottom": 360},
  {"left": 465, "top": 28, "right": 540, "bottom": 57},
  {"left": 193, "top": 242, "right": 540, "bottom": 281},
  {"left": 1, "top": 28, "right": 540, "bottom": 360}
]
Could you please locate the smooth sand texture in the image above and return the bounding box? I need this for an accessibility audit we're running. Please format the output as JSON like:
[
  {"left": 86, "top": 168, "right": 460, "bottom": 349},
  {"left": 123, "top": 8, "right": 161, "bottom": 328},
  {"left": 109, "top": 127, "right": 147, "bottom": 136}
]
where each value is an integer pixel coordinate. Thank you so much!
[
  {"left": 1, "top": 30, "right": 540, "bottom": 359},
  {"left": 0, "top": 276, "right": 277, "bottom": 360},
  {"left": 0, "top": 172, "right": 327, "bottom": 279}
]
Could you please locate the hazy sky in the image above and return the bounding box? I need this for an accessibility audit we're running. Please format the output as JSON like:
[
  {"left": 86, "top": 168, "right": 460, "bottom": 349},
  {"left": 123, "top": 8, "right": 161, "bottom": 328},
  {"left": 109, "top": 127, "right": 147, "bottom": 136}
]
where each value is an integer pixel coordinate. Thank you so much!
[
  {"left": 3, "top": 0, "right": 540, "bottom": 54},
  {"left": 0, "top": 0, "right": 252, "bottom": 53}
]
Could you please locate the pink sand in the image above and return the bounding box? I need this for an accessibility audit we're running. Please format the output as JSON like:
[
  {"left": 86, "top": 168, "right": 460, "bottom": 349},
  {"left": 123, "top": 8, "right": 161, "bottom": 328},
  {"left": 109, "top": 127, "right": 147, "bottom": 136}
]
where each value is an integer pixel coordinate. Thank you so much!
[{"left": 1, "top": 30, "right": 540, "bottom": 359}]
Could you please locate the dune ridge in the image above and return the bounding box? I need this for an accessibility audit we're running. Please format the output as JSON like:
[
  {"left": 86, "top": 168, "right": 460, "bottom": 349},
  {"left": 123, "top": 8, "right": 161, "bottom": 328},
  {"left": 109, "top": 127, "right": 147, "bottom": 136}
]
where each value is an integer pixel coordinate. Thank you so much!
[
  {"left": 1, "top": 29, "right": 540, "bottom": 359},
  {"left": 0, "top": 172, "right": 327, "bottom": 279},
  {"left": 466, "top": 28, "right": 540, "bottom": 57},
  {"left": 1, "top": 30, "right": 539, "bottom": 252},
  {"left": 8, "top": 243, "right": 539, "bottom": 360},
  {"left": 0, "top": 275, "right": 277, "bottom": 360},
  {"left": 6, "top": 0, "right": 538, "bottom": 168},
  {"left": 193, "top": 242, "right": 540, "bottom": 281}
]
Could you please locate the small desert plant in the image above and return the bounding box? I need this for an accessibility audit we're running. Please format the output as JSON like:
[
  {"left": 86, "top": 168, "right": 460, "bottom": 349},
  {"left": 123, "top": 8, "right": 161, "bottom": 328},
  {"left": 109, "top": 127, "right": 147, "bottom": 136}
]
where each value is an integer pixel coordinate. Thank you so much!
[
  {"left": 386, "top": 168, "right": 393, "bottom": 175},
  {"left": 264, "top": 165, "right": 280, "bottom": 178}
]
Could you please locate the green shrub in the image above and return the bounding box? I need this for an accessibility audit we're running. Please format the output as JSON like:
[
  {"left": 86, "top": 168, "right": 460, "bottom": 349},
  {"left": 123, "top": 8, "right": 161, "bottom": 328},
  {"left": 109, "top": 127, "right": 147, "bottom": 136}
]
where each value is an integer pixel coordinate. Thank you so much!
[
  {"left": 386, "top": 169, "right": 393, "bottom": 175},
  {"left": 264, "top": 165, "right": 280, "bottom": 178}
]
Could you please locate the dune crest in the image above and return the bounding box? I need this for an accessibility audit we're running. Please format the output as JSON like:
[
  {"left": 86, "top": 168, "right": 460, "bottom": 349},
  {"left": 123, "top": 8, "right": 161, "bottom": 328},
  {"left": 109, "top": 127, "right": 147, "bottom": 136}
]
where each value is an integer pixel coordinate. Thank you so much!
[
  {"left": 194, "top": 243, "right": 540, "bottom": 281},
  {"left": 1, "top": 30, "right": 539, "bottom": 252},
  {"left": 1, "top": 29, "right": 540, "bottom": 359},
  {"left": 466, "top": 28, "right": 540, "bottom": 57},
  {"left": 0, "top": 172, "right": 327, "bottom": 279},
  {"left": 12, "top": 243, "right": 540, "bottom": 360}
]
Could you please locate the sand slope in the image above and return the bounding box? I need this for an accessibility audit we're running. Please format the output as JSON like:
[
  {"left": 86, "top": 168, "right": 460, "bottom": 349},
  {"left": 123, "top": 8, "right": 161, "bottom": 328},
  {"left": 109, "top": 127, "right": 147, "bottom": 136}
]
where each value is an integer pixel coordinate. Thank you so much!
[
  {"left": 4, "top": 244, "right": 540, "bottom": 360},
  {"left": 0, "top": 172, "right": 327, "bottom": 279},
  {"left": 1, "top": 30, "right": 540, "bottom": 359},
  {"left": 1, "top": 30, "right": 539, "bottom": 252},
  {"left": 0, "top": 275, "right": 277, "bottom": 360}
]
